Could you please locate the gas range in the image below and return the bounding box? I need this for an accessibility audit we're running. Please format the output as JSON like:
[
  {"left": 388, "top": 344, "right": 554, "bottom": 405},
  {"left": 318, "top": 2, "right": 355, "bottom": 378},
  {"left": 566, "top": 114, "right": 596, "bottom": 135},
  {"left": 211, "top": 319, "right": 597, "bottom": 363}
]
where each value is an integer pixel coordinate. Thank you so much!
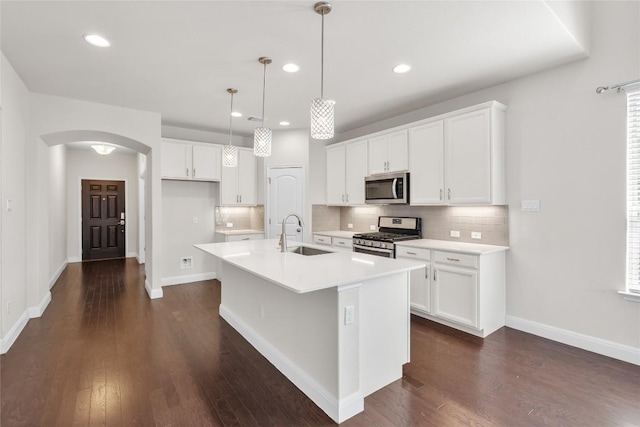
[{"left": 353, "top": 217, "right": 422, "bottom": 258}]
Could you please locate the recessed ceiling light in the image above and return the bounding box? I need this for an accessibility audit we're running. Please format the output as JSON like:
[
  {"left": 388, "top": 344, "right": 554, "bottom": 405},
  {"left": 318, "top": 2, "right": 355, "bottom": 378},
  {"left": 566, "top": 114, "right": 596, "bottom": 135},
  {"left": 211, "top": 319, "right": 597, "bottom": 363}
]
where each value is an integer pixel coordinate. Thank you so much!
[
  {"left": 282, "top": 63, "right": 300, "bottom": 73},
  {"left": 393, "top": 64, "right": 411, "bottom": 74},
  {"left": 231, "top": 112, "right": 242, "bottom": 118},
  {"left": 84, "top": 34, "right": 111, "bottom": 48},
  {"left": 279, "top": 121, "right": 290, "bottom": 126}
]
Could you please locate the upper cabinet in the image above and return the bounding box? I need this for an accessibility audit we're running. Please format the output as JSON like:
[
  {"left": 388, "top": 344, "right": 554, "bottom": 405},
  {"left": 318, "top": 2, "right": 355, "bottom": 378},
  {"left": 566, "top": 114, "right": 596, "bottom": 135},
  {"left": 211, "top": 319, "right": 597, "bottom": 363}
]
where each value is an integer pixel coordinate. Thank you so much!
[
  {"left": 161, "top": 138, "right": 221, "bottom": 181},
  {"left": 220, "top": 148, "right": 257, "bottom": 206},
  {"left": 409, "top": 102, "right": 506, "bottom": 206},
  {"left": 326, "top": 140, "right": 368, "bottom": 205},
  {"left": 368, "top": 130, "right": 408, "bottom": 174}
]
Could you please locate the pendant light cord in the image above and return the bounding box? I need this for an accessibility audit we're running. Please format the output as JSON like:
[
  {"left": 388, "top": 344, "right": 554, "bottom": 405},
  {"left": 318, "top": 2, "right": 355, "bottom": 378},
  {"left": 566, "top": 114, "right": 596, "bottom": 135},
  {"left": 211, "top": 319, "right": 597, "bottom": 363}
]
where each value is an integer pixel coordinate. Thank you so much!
[
  {"left": 229, "top": 91, "right": 234, "bottom": 144},
  {"left": 320, "top": 11, "right": 325, "bottom": 99},
  {"left": 261, "top": 62, "right": 267, "bottom": 127}
]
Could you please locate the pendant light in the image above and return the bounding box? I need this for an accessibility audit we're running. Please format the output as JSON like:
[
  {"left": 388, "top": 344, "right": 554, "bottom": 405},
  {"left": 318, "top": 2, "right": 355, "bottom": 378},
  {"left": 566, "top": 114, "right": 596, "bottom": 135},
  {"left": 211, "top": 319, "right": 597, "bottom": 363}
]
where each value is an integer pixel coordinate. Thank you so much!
[
  {"left": 223, "top": 88, "right": 238, "bottom": 168},
  {"left": 254, "top": 57, "right": 272, "bottom": 157},
  {"left": 310, "top": 1, "right": 335, "bottom": 140}
]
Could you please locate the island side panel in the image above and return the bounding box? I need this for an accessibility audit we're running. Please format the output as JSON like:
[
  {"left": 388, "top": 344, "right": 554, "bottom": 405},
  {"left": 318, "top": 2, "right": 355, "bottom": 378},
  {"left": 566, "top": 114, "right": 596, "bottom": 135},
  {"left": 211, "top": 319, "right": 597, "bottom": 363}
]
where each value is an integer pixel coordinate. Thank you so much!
[
  {"left": 359, "top": 271, "right": 410, "bottom": 397},
  {"left": 219, "top": 262, "right": 340, "bottom": 399}
]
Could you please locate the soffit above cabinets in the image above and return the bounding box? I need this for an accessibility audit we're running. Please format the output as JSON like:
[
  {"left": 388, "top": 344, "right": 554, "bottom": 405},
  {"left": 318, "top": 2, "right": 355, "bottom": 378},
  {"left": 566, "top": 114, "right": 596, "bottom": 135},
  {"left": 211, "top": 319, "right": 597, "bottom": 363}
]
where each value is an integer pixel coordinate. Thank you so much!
[{"left": 1, "top": 1, "right": 590, "bottom": 137}]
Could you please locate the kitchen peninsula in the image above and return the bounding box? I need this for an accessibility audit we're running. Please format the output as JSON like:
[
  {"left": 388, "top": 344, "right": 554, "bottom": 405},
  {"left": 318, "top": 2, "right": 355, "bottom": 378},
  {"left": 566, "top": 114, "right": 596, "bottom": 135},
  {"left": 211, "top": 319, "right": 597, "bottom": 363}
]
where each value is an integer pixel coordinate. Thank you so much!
[{"left": 195, "top": 239, "right": 425, "bottom": 423}]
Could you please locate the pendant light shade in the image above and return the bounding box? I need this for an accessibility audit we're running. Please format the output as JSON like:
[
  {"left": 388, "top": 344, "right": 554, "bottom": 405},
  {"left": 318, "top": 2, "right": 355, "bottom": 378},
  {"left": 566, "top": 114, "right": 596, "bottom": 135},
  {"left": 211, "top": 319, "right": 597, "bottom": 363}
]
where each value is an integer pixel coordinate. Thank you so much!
[
  {"left": 223, "top": 88, "right": 238, "bottom": 168},
  {"left": 310, "top": 1, "right": 334, "bottom": 140},
  {"left": 254, "top": 57, "right": 272, "bottom": 157}
]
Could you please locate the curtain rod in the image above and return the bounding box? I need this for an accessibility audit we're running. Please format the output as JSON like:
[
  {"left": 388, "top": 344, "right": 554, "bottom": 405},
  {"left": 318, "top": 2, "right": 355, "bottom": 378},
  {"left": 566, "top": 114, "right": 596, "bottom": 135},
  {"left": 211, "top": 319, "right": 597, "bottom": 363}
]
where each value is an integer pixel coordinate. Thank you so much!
[{"left": 596, "top": 78, "right": 640, "bottom": 94}]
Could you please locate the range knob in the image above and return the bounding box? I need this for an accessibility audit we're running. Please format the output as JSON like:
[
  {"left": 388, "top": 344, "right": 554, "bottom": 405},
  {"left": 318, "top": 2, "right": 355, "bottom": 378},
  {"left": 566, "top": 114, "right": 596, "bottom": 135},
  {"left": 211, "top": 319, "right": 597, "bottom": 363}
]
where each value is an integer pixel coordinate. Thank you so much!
[{"left": 366, "top": 241, "right": 373, "bottom": 246}]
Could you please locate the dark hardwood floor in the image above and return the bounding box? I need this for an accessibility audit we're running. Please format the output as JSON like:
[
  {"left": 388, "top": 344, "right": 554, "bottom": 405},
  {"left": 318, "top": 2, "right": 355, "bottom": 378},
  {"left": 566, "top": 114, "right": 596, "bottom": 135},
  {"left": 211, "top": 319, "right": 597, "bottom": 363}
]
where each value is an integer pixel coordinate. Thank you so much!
[{"left": 1, "top": 259, "right": 639, "bottom": 426}]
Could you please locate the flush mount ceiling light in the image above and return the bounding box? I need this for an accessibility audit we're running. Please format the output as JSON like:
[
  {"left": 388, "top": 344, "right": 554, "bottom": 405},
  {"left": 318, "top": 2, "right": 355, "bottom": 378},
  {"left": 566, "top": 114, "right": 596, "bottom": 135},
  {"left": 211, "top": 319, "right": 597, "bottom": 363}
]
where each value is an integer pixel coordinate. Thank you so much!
[
  {"left": 231, "top": 111, "right": 242, "bottom": 117},
  {"left": 222, "top": 88, "right": 238, "bottom": 168},
  {"left": 393, "top": 64, "right": 411, "bottom": 74},
  {"left": 279, "top": 121, "right": 290, "bottom": 126},
  {"left": 282, "top": 63, "right": 300, "bottom": 73},
  {"left": 310, "top": 1, "right": 335, "bottom": 140},
  {"left": 91, "top": 144, "right": 116, "bottom": 155},
  {"left": 254, "top": 57, "right": 272, "bottom": 157},
  {"left": 83, "top": 34, "right": 111, "bottom": 48}
]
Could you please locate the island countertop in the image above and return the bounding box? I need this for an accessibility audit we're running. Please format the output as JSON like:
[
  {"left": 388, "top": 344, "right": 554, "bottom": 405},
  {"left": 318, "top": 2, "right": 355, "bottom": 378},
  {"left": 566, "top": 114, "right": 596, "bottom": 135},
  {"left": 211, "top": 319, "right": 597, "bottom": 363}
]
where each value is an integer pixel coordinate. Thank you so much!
[{"left": 195, "top": 239, "right": 425, "bottom": 294}]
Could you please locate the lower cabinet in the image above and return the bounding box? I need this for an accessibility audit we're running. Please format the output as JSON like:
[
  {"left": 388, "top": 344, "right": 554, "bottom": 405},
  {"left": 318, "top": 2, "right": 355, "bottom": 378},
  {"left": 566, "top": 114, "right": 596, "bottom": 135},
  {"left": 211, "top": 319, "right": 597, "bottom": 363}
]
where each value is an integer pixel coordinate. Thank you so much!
[
  {"left": 396, "top": 245, "right": 505, "bottom": 338},
  {"left": 312, "top": 234, "right": 353, "bottom": 251},
  {"left": 216, "top": 232, "right": 264, "bottom": 243}
]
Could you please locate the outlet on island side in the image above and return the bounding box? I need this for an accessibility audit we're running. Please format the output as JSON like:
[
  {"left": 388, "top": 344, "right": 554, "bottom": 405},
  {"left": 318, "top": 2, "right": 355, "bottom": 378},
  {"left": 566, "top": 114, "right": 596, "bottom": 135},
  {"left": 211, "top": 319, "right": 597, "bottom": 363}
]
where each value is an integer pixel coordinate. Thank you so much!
[{"left": 180, "top": 257, "right": 193, "bottom": 269}]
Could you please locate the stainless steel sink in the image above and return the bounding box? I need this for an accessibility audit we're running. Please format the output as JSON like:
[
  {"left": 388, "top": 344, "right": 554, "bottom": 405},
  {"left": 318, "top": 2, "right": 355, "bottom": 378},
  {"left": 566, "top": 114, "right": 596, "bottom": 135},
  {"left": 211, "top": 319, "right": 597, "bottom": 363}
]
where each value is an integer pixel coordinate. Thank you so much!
[{"left": 288, "top": 246, "right": 332, "bottom": 256}]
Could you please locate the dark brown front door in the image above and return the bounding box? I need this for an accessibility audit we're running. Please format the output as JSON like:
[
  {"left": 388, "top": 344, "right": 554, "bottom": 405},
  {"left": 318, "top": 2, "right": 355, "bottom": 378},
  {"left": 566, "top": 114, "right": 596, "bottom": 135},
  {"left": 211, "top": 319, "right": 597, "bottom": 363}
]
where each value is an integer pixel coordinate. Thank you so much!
[{"left": 82, "top": 180, "right": 126, "bottom": 261}]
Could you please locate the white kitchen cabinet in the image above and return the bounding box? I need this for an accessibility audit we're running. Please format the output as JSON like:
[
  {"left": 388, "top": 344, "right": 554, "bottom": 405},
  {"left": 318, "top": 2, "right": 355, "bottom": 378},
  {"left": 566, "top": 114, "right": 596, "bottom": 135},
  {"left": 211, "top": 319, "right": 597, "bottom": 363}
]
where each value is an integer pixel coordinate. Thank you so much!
[
  {"left": 396, "top": 246, "right": 431, "bottom": 314},
  {"left": 161, "top": 139, "right": 221, "bottom": 181},
  {"left": 432, "top": 261, "right": 478, "bottom": 328},
  {"left": 312, "top": 234, "right": 353, "bottom": 251},
  {"left": 368, "top": 130, "right": 408, "bottom": 174},
  {"left": 216, "top": 231, "right": 264, "bottom": 242},
  {"left": 220, "top": 148, "right": 256, "bottom": 206},
  {"left": 408, "top": 101, "right": 506, "bottom": 206},
  {"left": 326, "top": 140, "right": 367, "bottom": 205}
]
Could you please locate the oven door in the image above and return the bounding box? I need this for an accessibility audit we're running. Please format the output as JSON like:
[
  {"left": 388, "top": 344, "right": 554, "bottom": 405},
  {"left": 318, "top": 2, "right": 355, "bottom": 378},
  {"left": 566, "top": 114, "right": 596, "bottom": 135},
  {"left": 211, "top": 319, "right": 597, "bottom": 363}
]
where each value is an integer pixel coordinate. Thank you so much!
[{"left": 353, "top": 244, "right": 394, "bottom": 258}]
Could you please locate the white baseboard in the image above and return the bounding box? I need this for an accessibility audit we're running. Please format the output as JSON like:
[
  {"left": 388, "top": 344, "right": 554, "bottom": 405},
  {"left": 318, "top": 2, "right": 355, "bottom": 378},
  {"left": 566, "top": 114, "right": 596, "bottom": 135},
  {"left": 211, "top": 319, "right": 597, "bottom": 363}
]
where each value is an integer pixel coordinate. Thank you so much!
[
  {"left": 506, "top": 315, "right": 640, "bottom": 366},
  {"left": 67, "top": 257, "right": 81, "bottom": 263},
  {"left": 1, "top": 291, "right": 52, "bottom": 354},
  {"left": 220, "top": 305, "right": 364, "bottom": 423},
  {"left": 161, "top": 272, "right": 217, "bottom": 287},
  {"left": 145, "top": 279, "right": 163, "bottom": 299},
  {"left": 0, "top": 310, "right": 29, "bottom": 354},
  {"left": 28, "top": 292, "right": 52, "bottom": 319},
  {"left": 135, "top": 254, "right": 145, "bottom": 264},
  {"left": 49, "top": 261, "right": 68, "bottom": 289},
  {"left": 127, "top": 252, "right": 138, "bottom": 259}
]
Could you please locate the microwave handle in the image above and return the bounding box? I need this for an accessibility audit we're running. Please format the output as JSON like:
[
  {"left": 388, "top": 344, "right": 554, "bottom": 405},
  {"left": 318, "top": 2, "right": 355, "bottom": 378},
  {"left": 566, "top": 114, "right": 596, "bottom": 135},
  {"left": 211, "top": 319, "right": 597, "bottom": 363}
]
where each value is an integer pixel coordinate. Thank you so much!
[{"left": 392, "top": 178, "right": 398, "bottom": 199}]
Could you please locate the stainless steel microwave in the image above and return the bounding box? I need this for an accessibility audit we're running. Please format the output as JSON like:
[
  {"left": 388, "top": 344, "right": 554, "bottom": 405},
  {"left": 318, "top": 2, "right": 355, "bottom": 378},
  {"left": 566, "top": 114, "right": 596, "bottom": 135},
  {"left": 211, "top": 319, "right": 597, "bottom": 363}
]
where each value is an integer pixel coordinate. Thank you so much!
[{"left": 365, "top": 172, "right": 409, "bottom": 204}]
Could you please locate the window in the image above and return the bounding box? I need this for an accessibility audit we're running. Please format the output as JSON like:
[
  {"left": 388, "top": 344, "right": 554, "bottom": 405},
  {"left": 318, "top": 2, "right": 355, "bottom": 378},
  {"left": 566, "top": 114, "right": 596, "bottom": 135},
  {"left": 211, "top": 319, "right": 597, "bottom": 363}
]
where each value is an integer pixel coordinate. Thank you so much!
[{"left": 626, "top": 88, "right": 640, "bottom": 293}]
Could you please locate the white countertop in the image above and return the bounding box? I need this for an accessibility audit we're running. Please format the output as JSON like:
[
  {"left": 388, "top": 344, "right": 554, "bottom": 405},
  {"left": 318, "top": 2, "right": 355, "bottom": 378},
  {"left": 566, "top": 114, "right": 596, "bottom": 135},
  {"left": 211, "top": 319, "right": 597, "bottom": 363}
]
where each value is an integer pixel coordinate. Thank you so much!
[
  {"left": 395, "top": 239, "right": 509, "bottom": 255},
  {"left": 195, "top": 239, "right": 425, "bottom": 294},
  {"left": 215, "top": 229, "right": 264, "bottom": 235},
  {"left": 312, "top": 230, "right": 357, "bottom": 239}
]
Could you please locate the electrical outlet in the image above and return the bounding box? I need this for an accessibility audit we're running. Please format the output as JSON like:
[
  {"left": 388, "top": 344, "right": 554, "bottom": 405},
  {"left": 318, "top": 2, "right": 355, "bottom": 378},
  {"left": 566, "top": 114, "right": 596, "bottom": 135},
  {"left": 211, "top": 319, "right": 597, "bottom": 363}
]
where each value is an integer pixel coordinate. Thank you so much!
[
  {"left": 226, "top": 222, "right": 234, "bottom": 228},
  {"left": 521, "top": 200, "right": 541, "bottom": 212},
  {"left": 180, "top": 257, "right": 193, "bottom": 269},
  {"left": 344, "top": 305, "right": 355, "bottom": 325},
  {"left": 347, "top": 223, "right": 353, "bottom": 229},
  {"left": 369, "top": 224, "right": 376, "bottom": 231},
  {"left": 471, "top": 231, "right": 482, "bottom": 239},
  {"left": 450, "top": 230, "right": 460, "bottom": 238}
]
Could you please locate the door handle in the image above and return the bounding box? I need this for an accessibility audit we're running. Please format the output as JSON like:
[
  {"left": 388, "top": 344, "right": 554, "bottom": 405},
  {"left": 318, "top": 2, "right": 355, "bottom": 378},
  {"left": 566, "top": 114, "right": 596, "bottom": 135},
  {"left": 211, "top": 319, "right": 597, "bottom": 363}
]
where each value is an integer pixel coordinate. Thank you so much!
[
  {"left": 392, "top": 178, "right": 398, "bottom": 199},
  {"left": 120, "top": 220, "right": 125, "bottom": 225},
  {"left": 296, "top": 228, "right": 302, "bottom": 232}
]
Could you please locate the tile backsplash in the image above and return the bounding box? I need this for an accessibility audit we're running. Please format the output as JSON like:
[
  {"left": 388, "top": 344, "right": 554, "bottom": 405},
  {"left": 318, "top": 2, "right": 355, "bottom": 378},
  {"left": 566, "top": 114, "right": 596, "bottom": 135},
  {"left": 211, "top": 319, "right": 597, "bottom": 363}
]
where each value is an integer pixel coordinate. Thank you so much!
[
  {"left": 312, "top": 204, "right": 509, "bottom": 246},
  {"left": 215, "top": 205, "right": 264, "bottom": 231}
]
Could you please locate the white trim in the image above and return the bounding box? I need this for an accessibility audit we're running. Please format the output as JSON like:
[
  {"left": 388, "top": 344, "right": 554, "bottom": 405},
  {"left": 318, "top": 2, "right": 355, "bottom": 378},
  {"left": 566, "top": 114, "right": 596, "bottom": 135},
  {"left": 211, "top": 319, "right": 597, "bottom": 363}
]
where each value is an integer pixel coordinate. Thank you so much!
[
  {"left": 161, "top": 272, "right": 217, "bottom": 287},
  {"left": 506, "top": 315, "right": 640, "bottom": 366},
  {"left": 220, "top": 304, "right": 364, "bottom": 423},
  {"left": 126, "top": 252, "right": 138, "bottom": 259},
  {"left": 337, "top": 282, "right": 362, "bottom": 292},
  {"left": 145, "top": 279, "right": 163, "bottom": 299},
  {"left": 619, "top": 290, "right": 640, "bottom": 302},
  {"left": 0, "top": 310, "right": 29, "bottom": 354},
  {"left": 28, "top": 291, "right": 52, "bottom": 318},
  {"left": 68, "top": 257, "right": 81, "bottom": 263},
  {"left": 49, "top": 260, "right": 68, "bottom": 289},
  {"left": 135, "top": 254, "right": 144, "bottom": 264}
]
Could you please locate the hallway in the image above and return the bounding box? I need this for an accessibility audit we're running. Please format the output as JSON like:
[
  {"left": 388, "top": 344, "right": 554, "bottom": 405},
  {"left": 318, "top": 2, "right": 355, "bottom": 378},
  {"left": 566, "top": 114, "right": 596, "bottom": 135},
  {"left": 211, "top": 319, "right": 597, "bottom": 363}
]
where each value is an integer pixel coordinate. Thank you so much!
[{"left": 1, "top": 259, "right": 639, "bottom": 426}]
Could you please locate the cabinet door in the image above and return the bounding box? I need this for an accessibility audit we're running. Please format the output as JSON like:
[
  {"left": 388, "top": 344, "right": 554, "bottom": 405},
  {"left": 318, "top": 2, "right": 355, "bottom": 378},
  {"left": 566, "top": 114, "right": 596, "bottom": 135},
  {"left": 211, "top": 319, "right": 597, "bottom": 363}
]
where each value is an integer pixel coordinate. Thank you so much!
[
  {"left": 432, "top": 264, "right": 478, "bottom": 328},
  {"left": 326, "top": 145, "right": 346, "bottom": 205},
  {"left": 161, "top": 141, "right": 191, "bottom": 179},
  {"left": 220, "top": 160, "right": 239, "bottom": 205},
  {"left": 386, "top": 130, "right": 408, "bottom": 172},
  {"left": 409, "top": 122, "right": 445, "bottom": 205},
  {"left": 227, "top": 233, "right": 263, "bottom": 242},
  {"left": 368, "top": 135, "right": 388, "bottom": 175},
  {"left": 445, "top": 109, "right": 491, "bottom": 204},
  {"left": 345, "top": 140, "right": 367, "bottom": 205},
  {"left": 192, "top": 145, "right": 221, "bottom": 181},
  {"left": 409, "top": 264, "right": 431, "bottom": 314},
  {"left": 237, "top": 150, "right": 256, "bottom": 205}
]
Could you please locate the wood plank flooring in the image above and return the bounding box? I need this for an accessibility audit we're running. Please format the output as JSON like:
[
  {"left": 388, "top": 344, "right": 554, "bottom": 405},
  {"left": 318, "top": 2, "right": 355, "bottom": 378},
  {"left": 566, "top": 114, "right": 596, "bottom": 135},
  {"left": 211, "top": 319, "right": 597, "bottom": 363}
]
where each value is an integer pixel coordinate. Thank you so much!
[{"left": 1, "top": 258, "right": 639, "bottom": 426}]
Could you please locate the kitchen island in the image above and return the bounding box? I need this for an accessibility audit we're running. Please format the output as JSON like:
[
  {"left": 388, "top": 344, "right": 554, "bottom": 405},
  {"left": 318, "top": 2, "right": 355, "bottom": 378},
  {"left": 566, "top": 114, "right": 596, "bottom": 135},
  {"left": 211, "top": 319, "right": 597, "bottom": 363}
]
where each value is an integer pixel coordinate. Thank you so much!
[{"left": 195, "top": 239, "right": 425, "bottom": 423}]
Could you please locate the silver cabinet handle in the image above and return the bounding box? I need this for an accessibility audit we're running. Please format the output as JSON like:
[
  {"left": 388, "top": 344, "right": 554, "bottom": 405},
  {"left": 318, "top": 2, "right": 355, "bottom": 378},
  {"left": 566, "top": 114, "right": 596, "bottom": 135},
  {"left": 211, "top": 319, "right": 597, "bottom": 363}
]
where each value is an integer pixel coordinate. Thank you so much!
[
  {"left": 241, "top": 237, "right": 250, "bottom": 240},
  {"left": 425, "top": 267, "right": 429, "bottom": 279},
  {"left": 406, "top": 251, "right": 417, "bottom": 256},
  {"left": 193, "top": 168, "right": 196, "bottom": 177},
  {"left": 338, "top": 241, "right": 345, "bottom": 245},
  {"left": 440, "top": 189, "right": 443, "bottom": 200},
  {"left": 240, "top": 195, "right": 242, "bottom": 203},
  {"left": 342, "top": 194, "right": 345, "bottom": 202},
  {"left": 434, "top": 269, "right": 437, "bottom": 281},
  {"left": 186, "top": 168, "right": 189, "bottom": 177},
  {"left": 446, "top": 257, "right": 460, "bottom": 262},
  {"left": 448, "top": 188, "right": 451, "bottom": 200},
  {"left": 346, "top": 194, "right": 349, "bottom": 203}
]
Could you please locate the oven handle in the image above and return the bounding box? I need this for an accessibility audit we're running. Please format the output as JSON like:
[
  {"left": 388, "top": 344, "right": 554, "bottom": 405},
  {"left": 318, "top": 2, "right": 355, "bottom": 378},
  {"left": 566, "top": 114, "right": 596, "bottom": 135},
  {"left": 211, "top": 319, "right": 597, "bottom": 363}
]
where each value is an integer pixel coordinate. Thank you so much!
[
  {"left": 392, "top": 178, "right": 398, "bottom": 199},
  {"left": 353, "top": 244, "right": 393, "bottom": 255}
]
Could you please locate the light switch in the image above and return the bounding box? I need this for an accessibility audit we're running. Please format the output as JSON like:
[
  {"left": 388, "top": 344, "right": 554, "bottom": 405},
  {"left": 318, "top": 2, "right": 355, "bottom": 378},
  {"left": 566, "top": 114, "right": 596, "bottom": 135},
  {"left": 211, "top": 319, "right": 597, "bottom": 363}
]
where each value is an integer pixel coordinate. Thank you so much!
[
  {"left": 344, "top": 305, "right": 355, "bottom": 325},
  {"left": 5, "top": 199, "right": 12, "bottom": 212},
  {"left": 521, "top": 200, "right": 541, "bottom": 212}
]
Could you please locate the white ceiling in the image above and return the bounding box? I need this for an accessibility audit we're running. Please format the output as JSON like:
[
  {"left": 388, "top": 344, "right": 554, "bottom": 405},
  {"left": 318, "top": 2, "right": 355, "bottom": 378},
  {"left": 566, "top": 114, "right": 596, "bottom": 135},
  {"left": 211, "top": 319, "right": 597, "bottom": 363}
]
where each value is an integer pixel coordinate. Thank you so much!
[{"left": 1, "top": 1, "right": 590, "bottom": 138}]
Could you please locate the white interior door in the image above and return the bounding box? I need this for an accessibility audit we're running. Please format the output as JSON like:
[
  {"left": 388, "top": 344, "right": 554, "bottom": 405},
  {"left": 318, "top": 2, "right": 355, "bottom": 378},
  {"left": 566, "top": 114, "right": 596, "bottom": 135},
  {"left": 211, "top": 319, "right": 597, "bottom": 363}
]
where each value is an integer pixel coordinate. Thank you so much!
[{"left": 267, "top": 167, "right": 304, "bottom": 241}]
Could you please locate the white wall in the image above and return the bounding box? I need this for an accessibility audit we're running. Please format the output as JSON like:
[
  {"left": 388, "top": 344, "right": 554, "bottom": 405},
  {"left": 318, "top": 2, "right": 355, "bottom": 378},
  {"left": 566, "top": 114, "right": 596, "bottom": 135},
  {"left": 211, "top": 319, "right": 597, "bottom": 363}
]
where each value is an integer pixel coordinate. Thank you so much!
[
  {"left": 161, "top": 180, "right": 217, "bottom": 283},
  {"left": 331, "top": 2, "right": 640, "bottom": 352},
  {"left": 65, "top": 150, "right": 139, "bottom": 262},
  {"left": 48, "top": 144, "right": 67, "bottom": 285},
  {"left": 0, "top": 53, "right": 29, "bottom": 339}
]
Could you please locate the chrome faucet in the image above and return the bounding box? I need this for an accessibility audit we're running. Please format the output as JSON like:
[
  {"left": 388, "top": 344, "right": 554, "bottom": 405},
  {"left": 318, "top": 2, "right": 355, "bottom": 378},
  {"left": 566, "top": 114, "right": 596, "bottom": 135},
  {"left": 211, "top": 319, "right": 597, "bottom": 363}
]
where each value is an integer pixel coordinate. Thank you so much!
[{"left": 280, "top": 213, "right": 304, "bottom": 252}]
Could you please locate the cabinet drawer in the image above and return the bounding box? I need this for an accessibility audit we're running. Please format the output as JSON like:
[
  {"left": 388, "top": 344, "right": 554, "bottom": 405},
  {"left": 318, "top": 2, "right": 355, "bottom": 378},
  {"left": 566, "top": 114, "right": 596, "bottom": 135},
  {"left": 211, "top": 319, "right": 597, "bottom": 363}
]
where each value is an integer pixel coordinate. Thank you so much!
[
  {"left": 313, "top": 235, "right": 332, "bottom": 246},
  {"left": 227, "top": 233, "right": 264, "bottom": 242},
  {"left": 332, "top": 237, "right": 353, "bottom": 249},
  {"left": 433, "top": 251, "right": 478, "bottom": 269},
  {"left": 396, "top": 246, "right": 431, "bottom": 261}
]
